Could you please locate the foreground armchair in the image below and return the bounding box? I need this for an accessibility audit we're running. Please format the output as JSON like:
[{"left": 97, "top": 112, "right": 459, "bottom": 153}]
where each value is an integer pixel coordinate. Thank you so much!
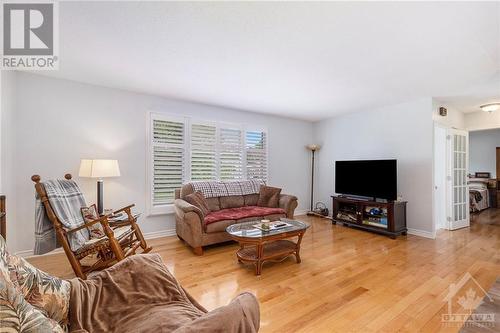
[
  {"left": 70, "top": 254, "right": 260, "bottom": 332},
  {"left": 0, "top": 236, "right": 260, "bottom": 333}
]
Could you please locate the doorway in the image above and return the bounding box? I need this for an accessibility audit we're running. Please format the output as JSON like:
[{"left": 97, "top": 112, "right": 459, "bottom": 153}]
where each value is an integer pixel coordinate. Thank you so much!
[
  {"left": 433, "top": 125, "right": 447, "bottom": 229},
  {"left": 433, "top": 125, "right": 470, "bottom": 231}
]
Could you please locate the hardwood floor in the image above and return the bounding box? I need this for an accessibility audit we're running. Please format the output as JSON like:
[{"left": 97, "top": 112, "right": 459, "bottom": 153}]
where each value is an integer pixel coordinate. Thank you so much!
[{"left": 28, "top": 213, "right": 500, "bottom": 332}]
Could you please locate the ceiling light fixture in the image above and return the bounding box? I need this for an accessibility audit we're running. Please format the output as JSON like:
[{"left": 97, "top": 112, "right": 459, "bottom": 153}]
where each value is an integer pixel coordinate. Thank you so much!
[{"left": 480, "top": 103, "right": 500, "bottom": 112}]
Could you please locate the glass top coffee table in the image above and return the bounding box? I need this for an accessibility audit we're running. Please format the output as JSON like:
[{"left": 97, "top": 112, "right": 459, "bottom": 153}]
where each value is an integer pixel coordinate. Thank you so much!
[{"left": 226, "top": 218, "right": 309, "bottom": 275}]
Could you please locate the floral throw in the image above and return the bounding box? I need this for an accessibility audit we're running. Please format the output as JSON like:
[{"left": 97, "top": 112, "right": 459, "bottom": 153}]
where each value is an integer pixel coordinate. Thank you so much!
[
  {"left": 0, "top": 237, "right": 71, "bottom": 332},
  {"left": 0, "top": 236, "right": 66, "bottom": 332}
]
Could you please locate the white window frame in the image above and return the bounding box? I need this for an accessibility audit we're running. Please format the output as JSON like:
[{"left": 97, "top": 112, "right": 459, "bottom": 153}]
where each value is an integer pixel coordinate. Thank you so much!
[
  {"left": 147, "top": 112, "right": 268, "bottom": 216},
  {"left": 244, "top": 125, "right": 269, "bottom": 182},
  {"left": 147, "top": 112, "right": 187, "bottom": 215},
  {"left": 190, "top": 119, "right": 218, "bottom": 182},
  {"left": 216, "top": 121, "right": 245, "bottom": 181}
]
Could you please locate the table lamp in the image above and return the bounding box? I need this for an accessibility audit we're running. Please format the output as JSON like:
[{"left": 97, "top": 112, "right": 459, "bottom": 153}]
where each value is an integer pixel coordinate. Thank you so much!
[{"left": 79, "top": 159, "right": 121, "bottom": 215}]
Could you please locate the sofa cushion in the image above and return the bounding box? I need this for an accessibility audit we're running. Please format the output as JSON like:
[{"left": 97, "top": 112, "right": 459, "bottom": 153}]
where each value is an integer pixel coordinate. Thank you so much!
[
  {"left": 264, "top": 213, "right": 285, "bottom": 221},
  {"left": 220, "top": 195, "right": 244, "bottom": 209},
  {"left": 204, "top": 206, "right": 286, "bottom": 225},
  {"left": 179, "top": 183, "right": 195, "bottom": 199},
  {"left": 185, "top": 191, "right": 210, "bottom": 216},
  {"left": 257, "top": 185, "right": 281, "bottom": 208},
  {"left": 206, "top": 219, "right": 236, "bottom": 233},
  {"left": 244, "top": 194, "right": 259, "bottom": 206},
  {"left": 206, "top": 197, "right": 220, "bottom": 211}
]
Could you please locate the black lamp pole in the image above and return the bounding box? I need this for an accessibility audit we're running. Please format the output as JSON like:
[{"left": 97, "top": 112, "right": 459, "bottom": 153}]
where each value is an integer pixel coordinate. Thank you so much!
[
  {"left": 97, "top": 179, "right": 104, "bottom": 216},
  {"left": 306, "top": 145, "right": 319, "bottom": 215}
]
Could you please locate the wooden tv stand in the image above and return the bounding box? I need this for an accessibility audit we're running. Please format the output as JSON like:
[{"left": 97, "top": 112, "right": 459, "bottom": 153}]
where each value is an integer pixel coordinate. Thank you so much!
[{"left": 331, "top": 195, "right": 407, "bottom": 239}]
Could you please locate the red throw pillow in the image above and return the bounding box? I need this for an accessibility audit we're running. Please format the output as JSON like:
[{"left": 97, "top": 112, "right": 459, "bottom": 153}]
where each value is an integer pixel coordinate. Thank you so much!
[
  {"left": 257, "top": 185, "right": 281, "bottom": 208},
  {"left": 185, "top": 191, "right": 210, "bottom": 216}
]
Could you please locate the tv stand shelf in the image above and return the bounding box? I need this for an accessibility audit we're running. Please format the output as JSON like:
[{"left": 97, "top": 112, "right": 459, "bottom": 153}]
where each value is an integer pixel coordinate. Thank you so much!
[{"left": 331, "top": 195, "right": 407, "bottom": 239}]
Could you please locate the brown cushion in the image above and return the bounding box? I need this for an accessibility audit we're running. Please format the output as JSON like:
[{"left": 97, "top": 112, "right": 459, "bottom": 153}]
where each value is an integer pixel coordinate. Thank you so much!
[
  {"left": 185, "top": 191, "right": 210, "bottom": 216},
  {"left": 205, "top": 219, "right": 236, "bottom": 233},
  {"left": 244, "top": 194, "right": 259, "bottom": 206},
  {"left": 204, "top": 206, "right": 286, "bottom": 224},
  {"left": 220, "top": 195, "right": 244, "bottom": 209},
  {"left": 257, "top": 185, "right": 281, "bottom": 208},
  {"left": 206, "top": 197, "right": 220, "bottom": 211}
]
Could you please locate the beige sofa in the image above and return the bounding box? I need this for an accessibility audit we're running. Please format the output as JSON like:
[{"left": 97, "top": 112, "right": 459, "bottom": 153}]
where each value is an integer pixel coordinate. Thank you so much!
[{"left": 174, "top": 182, "right": 298, "bottom": 255}]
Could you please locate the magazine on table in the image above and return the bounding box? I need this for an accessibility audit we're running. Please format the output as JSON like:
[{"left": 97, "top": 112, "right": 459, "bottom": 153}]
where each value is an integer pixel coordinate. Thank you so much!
[{"left": 252, "top": 221, "right": 292, "bottom": 231}]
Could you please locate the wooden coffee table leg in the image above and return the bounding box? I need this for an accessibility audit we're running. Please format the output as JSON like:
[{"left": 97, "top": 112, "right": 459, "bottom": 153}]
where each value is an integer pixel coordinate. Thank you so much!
[
  {"left": 238, "top": 242, "right": 244, "bottom": 263},
  {"left": 255, "top": 243, "right": 264, "bottom": 275},
  {"left": 295, "top": 232, "right": 304, "bottom": 264},
  {"left": 295, "top": 251, "right": 301, "bottom": 263}
]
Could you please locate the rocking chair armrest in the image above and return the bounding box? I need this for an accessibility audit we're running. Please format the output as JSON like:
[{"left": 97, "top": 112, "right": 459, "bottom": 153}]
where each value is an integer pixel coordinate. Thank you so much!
[
  {"left": 113, "top": 204, "right": 135, "bottom": 215},
  {"left": 66, "top": 216, "right": 110, "bottom": 234},
  {"left": 108, "top": 219, "right": 133, "bottom": 228}
]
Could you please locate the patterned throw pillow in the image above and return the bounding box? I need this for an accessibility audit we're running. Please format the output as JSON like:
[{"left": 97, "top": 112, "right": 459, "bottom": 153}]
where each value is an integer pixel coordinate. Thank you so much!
[
  {"left": 185, "top": 191, "right": 210, "bottom": 216},
  {"left": 81, "top": 204, "right": 105, "bottom": 238},
  {"left": 1, "top": 236, "right": 71, "bottom": 329},
  {"left": 257, "top": 185, "right": 282, "bottom": 208},
  {"left": 0, "top": 237, "right": 65, "bottom": 333}
]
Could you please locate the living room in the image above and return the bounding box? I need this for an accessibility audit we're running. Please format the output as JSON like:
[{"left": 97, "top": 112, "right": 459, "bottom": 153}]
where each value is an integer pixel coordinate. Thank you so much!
[{"left": 0, "top": 1, "right": 499, "bottom": 332}]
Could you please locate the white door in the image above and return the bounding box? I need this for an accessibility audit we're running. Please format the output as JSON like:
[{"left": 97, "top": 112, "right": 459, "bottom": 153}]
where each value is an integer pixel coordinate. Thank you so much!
[
  {"left": 434, "top": 125, "right": 447, "bottom": 229},
  {"left": 446, "top": 129, "right": 469, "bottom": 230}
]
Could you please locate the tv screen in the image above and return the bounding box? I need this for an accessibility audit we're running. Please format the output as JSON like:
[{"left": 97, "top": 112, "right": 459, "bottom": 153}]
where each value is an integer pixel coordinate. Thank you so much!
[{"left": 335, "top": 159, "right": 397, "bottom": 200}]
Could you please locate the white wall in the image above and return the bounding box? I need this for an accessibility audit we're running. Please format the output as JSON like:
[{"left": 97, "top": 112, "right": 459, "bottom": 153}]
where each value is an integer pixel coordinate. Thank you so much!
[
  {"left": 313, "top": 98, "right": 435, "bottom": 236},
  {"left": 1, "top": 71, "right": 16, "bottom": 247},
  {"left": 465, "top": 111, "right": 500, "bottom": 131},
  {"left": 5, "top": 72, "right": 313, "bottom": 253},
  {"left": 432, "top": 99, "right": 465, "bottom": 129},
  {"left": 469, "top": 128, "right": 500, "bottom": 178}
]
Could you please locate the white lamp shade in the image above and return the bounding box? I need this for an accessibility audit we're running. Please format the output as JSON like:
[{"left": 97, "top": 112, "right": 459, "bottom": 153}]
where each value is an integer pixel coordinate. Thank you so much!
[
  {"left": 79, "top": 159, "right": 121, "bottom": 178},
  {"left": 306, "top": 144, "right": 321, "bottom": 151}
]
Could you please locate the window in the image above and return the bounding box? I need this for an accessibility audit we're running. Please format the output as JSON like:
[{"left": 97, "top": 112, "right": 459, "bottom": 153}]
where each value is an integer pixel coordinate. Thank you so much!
[
  {"left": 245, "top": 130, "right": 267, "bottom": 180},
  {"left": 190, "top": 123, "right": 217, "bottom": 181},
  {"left": 148, "top": 113, "right": 268, "bottom": 214},
  {"left": 219, "top": 125, "right": 243, "bottom": 180},
  {"left": 150, "top": 116, "right": 185, "bottom": 210}
]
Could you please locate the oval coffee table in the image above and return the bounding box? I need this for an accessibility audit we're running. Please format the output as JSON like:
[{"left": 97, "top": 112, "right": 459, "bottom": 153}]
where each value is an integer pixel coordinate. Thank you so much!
[{"left": 226, "top": 219, "right": 309, "bottom": 275}]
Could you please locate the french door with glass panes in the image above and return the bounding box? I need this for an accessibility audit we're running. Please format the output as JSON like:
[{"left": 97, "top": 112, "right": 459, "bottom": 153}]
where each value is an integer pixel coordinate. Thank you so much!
[{"left": 446, "top": 129, "right": 469, "bottom": 230}]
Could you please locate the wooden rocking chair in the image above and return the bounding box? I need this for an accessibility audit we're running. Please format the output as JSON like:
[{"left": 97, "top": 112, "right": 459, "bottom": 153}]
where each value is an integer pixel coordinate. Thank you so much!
[{"left": 32, "top": 174, "right": 152, "bottom": 279}]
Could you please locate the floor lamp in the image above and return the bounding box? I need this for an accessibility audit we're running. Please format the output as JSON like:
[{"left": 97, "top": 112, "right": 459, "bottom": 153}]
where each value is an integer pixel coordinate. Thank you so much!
[{"left": 306, "top": 144, "right": 320, "bottom": 215}]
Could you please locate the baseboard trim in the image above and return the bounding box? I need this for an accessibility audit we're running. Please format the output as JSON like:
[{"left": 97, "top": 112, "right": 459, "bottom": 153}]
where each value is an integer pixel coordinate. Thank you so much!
[
  {"left": 15, "top": 229, "right": 178, "bottom": 258},
  {"left": 142, "top": 229, "right": 176, "bottom": 239},
  {"left": 294, "top": 209, "right": 308, "bottom": 216},
  {"left": 16, "top": 248, "right": 64, "bottom": 258},
  {"left": 407, "top": 228, "right": 436, "bottom": 239}
]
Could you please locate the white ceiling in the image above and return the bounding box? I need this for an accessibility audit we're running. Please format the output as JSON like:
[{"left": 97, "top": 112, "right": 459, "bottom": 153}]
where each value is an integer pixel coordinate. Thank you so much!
[
  {"left": 436, "top": 71, "right": 500, "bottom": 114},
  {"left": 39, "top": 1, "right": 500, "bottom": 121}
]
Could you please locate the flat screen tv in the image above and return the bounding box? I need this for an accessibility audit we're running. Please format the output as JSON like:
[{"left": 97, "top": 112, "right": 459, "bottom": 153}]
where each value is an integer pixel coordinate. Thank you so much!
[{"left": 335, "top": 159, "right": 397, "bottom": 200}]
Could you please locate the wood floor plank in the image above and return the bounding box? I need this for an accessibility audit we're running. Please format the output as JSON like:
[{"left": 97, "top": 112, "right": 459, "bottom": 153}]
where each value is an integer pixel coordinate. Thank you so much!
[{"left": 27, "top": 210, "right": 500, "bottom": 332}]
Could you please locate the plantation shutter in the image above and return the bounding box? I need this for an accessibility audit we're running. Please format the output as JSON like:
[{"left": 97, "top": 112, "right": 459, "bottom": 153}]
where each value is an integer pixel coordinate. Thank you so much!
[
  {"left": 245, "top": 130, "right": 268, "bottom": 181},
  {"left": 152, "top": 119, "right": 184, "bottom": 206},
  {"left": 191, "top": 123, "right": 217, "bottom": 181},
  {"left": 219, "top": 127, "right": 243, "bottom": 180}
]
